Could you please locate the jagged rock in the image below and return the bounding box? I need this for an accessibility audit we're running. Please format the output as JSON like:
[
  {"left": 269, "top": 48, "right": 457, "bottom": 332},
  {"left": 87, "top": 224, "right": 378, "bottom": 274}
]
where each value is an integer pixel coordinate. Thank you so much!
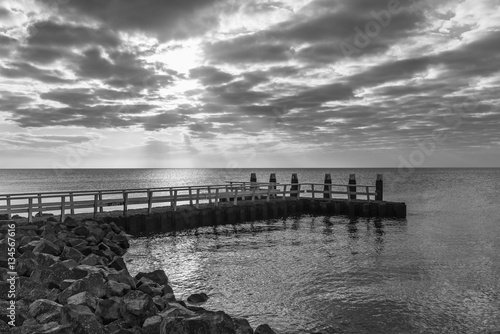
[
  {"left": 143, "top": 315, "right": 162, "bottom": 333},
  {"left": 109, "top": 222, "right": 122, "bottom": 234},
  {"left": 66, "top": 238, "right": 86, "bottom": 247},
  {"left": 33, "top": 239, "right": 61, "bottom": 256},
  {"left": 18, "top": 278, "right": 54, "bottom": 303},
  {"left": 187, "top": 292, "right": 209, "bottom": 303},
  {"left": 61, "top": 304, "right": 106, "bottom": 334},
  {"left": 60, "top": 246, "right": 84, "bottom": 263},
  {"left": 73, "top": 243, "right": 94, "bottom": 256},
  {"left": 135, "top": 269, "right": 168, "bottom": 286},
  {"left": 152, "top": 295, "right": 165, "bottom": 311},
  {"left": 137, "top": 277, "right": 163, "bottom": 297},
  {"left": 160, "top": 311, "right": 236, "bottom": 334},
  {"left": 234, "top": 318, "right": 253, "bottom": 334},
  {"left": 31, "top": 262, "right": 87, "bottom": 289},
  {"left": 90, "top": 227, "right": 106, "bottom": 243},
  {"left": 19, "top": 240, "right": 40, "bottom": 254},
  {"left": 66, "top": 291, "right": 98, "bottom": 311},
  {"left": 85, "top": 235, "right": 98, "bottom": 246},
  {"left": 107, "top": 270, "right": 136, "bottom": 289},
  {"left": 96, "top": 297, "right": 121, "bottom": 325},
  {"left": 74, "top": 226, "right": 90, "bottom": 237},
  {"left": 254, "top": 324, "right": 276, "bottom": 334},
  {"left": 105, "top": 280, "right": 131, "bottom": 297},
  {"left": 58, "top": 273, "right": 106, "bottom": 304},
  {"left": 109, "top": 256, "right": 127, "bottom": 271},
  {"left": 28, "top": 299, "right": 62, "bottom": 324},
  {"left": 105, "top": 240, "right": 125, "bottom": 256},
  {"left": 164, "top": 302, "right": 197, "bottom": 317},
  {"left": 18, "top": 251, "right": 58, "bottom": 276},
  {"left": 60, "top": 259, "right": 78, "bottom": 269},
  {"left": 60, "top": 279, "right": 76, "bottom": 290},
  {"left": 74, "top": 264, "right": 109, "bottom": 277},
  {"left": 80, "top": 254, "right": 106, "bottom": 266},
  {"left": 105, "top": 319, "right": 128, "bottom": 333},
  {"left": 112, "top": 234, "right": 129, "bottom": 249},
  {"left": 0, "top": 319, "right": 9, "bottom": 332},
  {"left": 120, "top": 290, "right": 157, "bottom": 327}
]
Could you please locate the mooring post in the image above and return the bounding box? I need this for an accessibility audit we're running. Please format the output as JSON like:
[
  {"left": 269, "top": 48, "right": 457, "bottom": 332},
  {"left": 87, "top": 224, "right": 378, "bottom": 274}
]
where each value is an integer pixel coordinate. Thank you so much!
[
  {"left": 349, "top": 174, "right": 356, "bottom": 200},
  {"left": 250, "top": 173, "right": 257, "bottom": 191},
  {"left": 269, "top": 173, "right": 276, "bottom": 199},
  {"left": 324, "top": 173, "right": 332, "bottom": 199},
  {"left": 375, "top": 174, "right": 383, "bottom": 201},
  {"left": 291, "top": 173, "right": 298, "bottom": 197}
]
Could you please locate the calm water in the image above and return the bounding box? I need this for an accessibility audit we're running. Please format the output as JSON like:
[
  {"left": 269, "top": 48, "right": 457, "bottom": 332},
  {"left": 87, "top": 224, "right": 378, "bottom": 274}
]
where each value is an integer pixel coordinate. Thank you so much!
[{"left": 1, "top": 168, "right": 500, "bottom": 333}]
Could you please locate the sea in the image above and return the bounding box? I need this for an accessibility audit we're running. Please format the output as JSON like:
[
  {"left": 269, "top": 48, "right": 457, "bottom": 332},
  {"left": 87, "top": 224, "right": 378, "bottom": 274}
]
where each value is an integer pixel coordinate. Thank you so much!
[{"left": 1, "top": 168, "right": 499, "bottom": 333}]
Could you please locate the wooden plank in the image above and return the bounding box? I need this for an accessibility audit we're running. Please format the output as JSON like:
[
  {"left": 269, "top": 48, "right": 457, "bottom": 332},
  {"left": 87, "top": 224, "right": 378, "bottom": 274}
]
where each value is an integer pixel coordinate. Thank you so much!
[
  {"left": 234, "top": 188, "right": 238, "bottom": 205},
  {"left": 6, "top": 195, "right": 11, "bottom": 219},
  {"left": 37, "top": 193, "right": 42, "bottom": 216},
  {"left": 173, "top": 190, "right": 177, "bottom": 212},
  {"left": 123, "top": 192, "right": 128, "bottom": 217},
  {"left": 28, "top": 198, "right": 33, "bottom": 223},
  {"left": 207, "top": 187, "right": 212, "bottom": 204},
  {"left": 99, "top": 191, "right": 103, "bottom": 213},
  {"left": 69, "top": 192, "right": 75, "bottom": 215},
  {"left": 189, "top": 187, "right": 193, "bottom": 205},
  {"left": 196, "top": 189, "right": 200, "bottom": 208},
  {"left": 215, "top": 188, "right": 219, "bottom": 206},
  {"left": 94, "top": 194, "right": 98, "bottom": 217},
  {"left": 147, "top": 190, "right": 153, "bottom": 214}
]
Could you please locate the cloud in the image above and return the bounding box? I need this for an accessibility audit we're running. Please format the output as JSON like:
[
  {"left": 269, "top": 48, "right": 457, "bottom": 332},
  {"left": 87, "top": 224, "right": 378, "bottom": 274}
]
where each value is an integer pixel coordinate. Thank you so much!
[
  {"left": 0, "top": 133, "right": 100, "bottom": 149},
  {"left": 189, "top": 66, "right": 235, "bottom": 85},
  {"left": 0, "top": 34, "right": 17, "bottom": 57},
  {"left": 0, "top": 62, "right": 72, "bottom": 83},
  {"left": 46, "top": 0, "right": 224, "bottom": 41}
]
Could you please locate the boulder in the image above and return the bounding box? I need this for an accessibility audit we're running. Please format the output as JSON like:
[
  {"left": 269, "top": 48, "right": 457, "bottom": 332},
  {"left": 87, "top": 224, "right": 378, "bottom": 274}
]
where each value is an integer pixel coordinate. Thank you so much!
[
  {"left": 112, "top": 234, "right": 130, "bottom": 249},
  {"left": 105, "top": 280, "right": 131, "bottom": 297},
  {"left": 105, "top": 240, "right": 125, "bottom": 256},
  {"left": 61, "top": 304, "right": 106, "bottom": 334},
  {"left": 90, "top": 227, "right": 106, "bottom": 243},
  {"left": 135, "top": 269, "right": 169, "bottom": 286},
  {"left": 80, "top": 254, "right": 106, "bottom": 266},
  {"left": 234, "top": 318, "right": 253, "bottom": 334},
  {"left": 60, "top": 246, "right": 84, "bottom": 263},
  {"left": 143, "top": 315, "right": 162, "bottom": 333},
  {"left": 66, "top": 291, "right": 98, "bottom": 311},
  {"left": 73, "top": 226, "right": 90, "bottom": 237},
  {"left": 187, "top": 292, "right": 209, "bottom": 303},
  {"left": 18, "top": 278, "right": 54, "bottom": 303},
  {"left": 109, "top": 222, "right": 122, "bottom": 234},
  {"left": 28, "top": 299, "right": 63, "bottom": 324},
  {"left": 33, "top": 239, "right": 61, "bottom": 256},
  {"left": 58, "top": 273, "right": 106, "bottom": 304},
  {"left": 120, "top": 290, "right": 157, "bottom": 327},
  {"left": 152, "top": 295, "right": 165, "bottom": 311},
  {"left": 107, "top": 270, "right": 136, "bottom": 289},
  {"left": 60, "top": 279, "right": 76, "bottom": 291},
  {"left": 109, "top": 256, "right": 127, "bottom": 271},
  {"left": 63, "top": 216, "right": 78, "bottom": 227},
  {"left": 160, "top": 311, "right": 236, "bottom": 334},
  {"left": 96, "top": 297, "right": 121, "bottom": 325},
  {"left": 254, "top": 324, "right": 276, "bottom": 334},
  {"left": 105, "top": 319, "right": 129, "bottom": 333}
]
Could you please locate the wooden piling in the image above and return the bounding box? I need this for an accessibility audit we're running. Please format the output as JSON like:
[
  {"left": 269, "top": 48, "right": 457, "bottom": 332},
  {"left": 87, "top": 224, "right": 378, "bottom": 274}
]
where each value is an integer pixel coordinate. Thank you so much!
[
  {"left": 324, "top": 173, "right": 332, "bottom": 199},
  {"left": 376, "top": 174, "right": 383, "bottom": 201},
  {"left": 291, "top": 173, "right": 299, "bottom": 197},
  {"left": 349, "top": 174, "right": 356, "bottom": 200}
]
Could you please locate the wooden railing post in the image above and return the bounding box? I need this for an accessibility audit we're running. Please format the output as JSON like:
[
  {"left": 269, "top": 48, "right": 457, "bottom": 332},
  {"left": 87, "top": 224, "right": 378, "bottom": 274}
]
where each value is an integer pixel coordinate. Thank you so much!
[
  {"left": 283, "top": 184, "right": 287, "bottom": 200},
  {"left": 250, "top": 173, "right": 257, "bottom": 192},
  {"left": 99, "top": 191, "right": 103, "bottom": 213},
  {"left": 297, "top": 184, "right": 301, "bottom": 199},
  {"left": 189, "top": 187, "right": 193, "bottom": 205},
  {"left": 290, "top": 173, "right": 298, "bottom": 198},
  {"left": 269, "top": 173, "right": 276, "bottom": 199},
  {"left": 207, "top": 187, "right": 212, "bottom": 204},
  {"left": 234, "top": 188, "right": 238, "bottom": 205},
  {"left": 37, "top": 193, "right": 42, "bottom": 217},
  {"left": 366, "top": 186, "right": 370, "bottom": 202},
  {"left": 60, "top": 196, "right": 66, "bottom": 222},
  {"left": 215, "top": 188, "right": 219, "bottom": 206},
  {"left": 147, "top": 190, "right": 153, "bottom": 214},
  {"left": 349, "top": 174, "right": 356, "bottom": 200},
  {"left": 28, "top": 198, "right": 33, "bottom": 223},
  {"left": 196, "top": 189, "right": 200, "bottom": 208},
  {"left": 324, "top": 174, "right": 331, "bottom": 199},
  {"left": 123, "top": 191, "right": 128, "bottom": 217},
  {"left": 311, "top": 184, "right": 315, "bottom": 199},
  {"left": 173, "top": 190, "right": 177, "bottom": 211},
  {"left": 94, "top": 194, "right": 98, "bottom": 217},
  {"left": 69, "top": 192, "right": 75, "bottom": 215},
  {"left": 266, "top": 184, "right": 271, "bottom": 202},
  {"left": 375, "top": 174, "right": 383, "bottom": 201},
  {"left": 6, "top": 195, "right": 11, "bottom": 219}
]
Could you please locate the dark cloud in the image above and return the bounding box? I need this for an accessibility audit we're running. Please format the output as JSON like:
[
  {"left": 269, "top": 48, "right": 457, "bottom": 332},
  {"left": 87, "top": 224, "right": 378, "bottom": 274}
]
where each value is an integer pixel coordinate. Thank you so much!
[
  {"left": 17, "top": 45, "right": 69, "bottom": 64},
  {"left": 0, "top": 34, "right": 17, "bottom": 57},
  {"left": 46, "top": 0, "right": 223, "bottom": 41},
  {"left": 0, "top": 134, "right": 99, "bottom": 149},
  {"left": 73, "top": 48, "right": 175, "bottom": 90},
  {"left": 0, "top": 62, "right": 72, "bottom": 83},
  {"left": 189, "top": 66, "right": 234, "bottom": 85},
  {"left": 27, "top": 21, "right": 120, "bottom": 47},
  {"left": 132, "top": 111, "right": 189, "bottom": 131},
  {"left": 272, "top": 83, "right": 354, "bottom": 109}
]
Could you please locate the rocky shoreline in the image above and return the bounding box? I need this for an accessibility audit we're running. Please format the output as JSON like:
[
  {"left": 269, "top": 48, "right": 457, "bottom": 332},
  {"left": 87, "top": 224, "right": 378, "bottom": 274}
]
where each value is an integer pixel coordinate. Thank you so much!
[{"left": 0, "top": 217, "right": 277, "bottom": 334}]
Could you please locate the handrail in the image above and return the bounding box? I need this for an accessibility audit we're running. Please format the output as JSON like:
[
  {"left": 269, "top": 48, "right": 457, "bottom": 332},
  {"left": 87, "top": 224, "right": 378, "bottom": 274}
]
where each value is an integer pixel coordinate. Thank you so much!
[{"left": 0, "top": 178, "right": 382, "bottom": 222}]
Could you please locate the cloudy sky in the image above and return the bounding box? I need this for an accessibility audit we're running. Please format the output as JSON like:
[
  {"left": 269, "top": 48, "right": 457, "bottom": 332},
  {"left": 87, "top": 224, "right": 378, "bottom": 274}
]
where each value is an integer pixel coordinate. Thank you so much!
[{"left": 0, "top": 0, "right": 499, "bottom": 168}]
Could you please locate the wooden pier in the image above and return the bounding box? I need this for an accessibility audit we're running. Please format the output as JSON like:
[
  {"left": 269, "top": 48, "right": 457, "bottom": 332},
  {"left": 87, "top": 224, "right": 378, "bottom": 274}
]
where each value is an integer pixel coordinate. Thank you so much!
[{"left": 0, "top": 173, "right": 406, "bottom": 235}]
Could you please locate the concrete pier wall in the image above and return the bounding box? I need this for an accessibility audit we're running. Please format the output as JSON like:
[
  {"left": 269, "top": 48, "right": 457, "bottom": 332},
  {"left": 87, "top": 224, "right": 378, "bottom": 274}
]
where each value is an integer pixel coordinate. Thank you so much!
[{"left": 107, "top": 199, "right": 407, "bottom": 236}]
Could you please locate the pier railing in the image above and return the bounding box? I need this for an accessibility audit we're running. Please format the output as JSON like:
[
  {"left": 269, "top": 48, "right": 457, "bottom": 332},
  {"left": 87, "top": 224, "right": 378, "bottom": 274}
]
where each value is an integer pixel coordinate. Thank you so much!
[{"left": 0, "top": 174, "right": 383, "bottom": 223}]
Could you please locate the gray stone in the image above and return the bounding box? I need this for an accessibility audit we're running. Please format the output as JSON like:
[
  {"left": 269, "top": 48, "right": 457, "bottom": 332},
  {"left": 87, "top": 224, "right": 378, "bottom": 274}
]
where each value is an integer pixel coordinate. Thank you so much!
[
  {"left": 96, "top": 298, "right": 121, "bottom": 325},
  {"left": 135, "top": 269, "right": 168, "bottom": 286},
  {"left": 60, "top": 246, "right": 84, "bottom": 263},
  {"left": 28, "top": 299, "right": 62, "bottom": 324},
  {"left": 61, "top": 304, "right": 106, "bottom": 334},
  {"left": 234, "top": 318, "right": 254, "bottom": 334},
  {"left": 107, "top": 269, "right": 136, "bottom": 289},
  {"left": 58, "top": 273, "right": 106, "bottom": 304},
  {"left": 120, "top": 290, "right": 157, "bottom": 327},
  {"left": 33, "top": 239, "right": 61, "bottom": 256},
  {"left": 254, "top": 324, "right": 276, "bottom": 334},
  {"left": 143, "top": 315, "right": 162, "bottom": 333},
  {"left": 66, "top": 291, "right": 98, "bottom": 311},
  {"left": 105, "top": 280, "right": 131, "bottom": 297}
]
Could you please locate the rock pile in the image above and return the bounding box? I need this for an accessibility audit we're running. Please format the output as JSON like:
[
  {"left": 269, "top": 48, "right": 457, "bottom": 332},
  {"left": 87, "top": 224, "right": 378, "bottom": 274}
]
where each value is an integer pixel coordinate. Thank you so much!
[{"left": 0, "top": 217, "right": 276, "bottom": 334}]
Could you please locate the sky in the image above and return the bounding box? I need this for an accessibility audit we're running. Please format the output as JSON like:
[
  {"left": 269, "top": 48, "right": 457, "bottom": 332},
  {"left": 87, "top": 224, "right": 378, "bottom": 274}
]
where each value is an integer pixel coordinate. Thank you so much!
[{"left": 0, "top": 0, "right": 499, "bottom": 168}]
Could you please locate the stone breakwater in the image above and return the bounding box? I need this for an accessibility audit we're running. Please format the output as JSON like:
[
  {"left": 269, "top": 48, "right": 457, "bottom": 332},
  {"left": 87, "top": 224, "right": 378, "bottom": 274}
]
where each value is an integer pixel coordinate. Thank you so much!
[{"left": 0, "top": 217, "right": 277, "bottom": 334}]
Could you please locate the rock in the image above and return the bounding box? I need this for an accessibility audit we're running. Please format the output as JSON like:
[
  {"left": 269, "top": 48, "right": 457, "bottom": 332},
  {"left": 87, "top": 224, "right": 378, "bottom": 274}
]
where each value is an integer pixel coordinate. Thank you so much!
[
  {"left": 187, "top": 292, "right": 209, "bottom": 303},
  {"left": 160, "top": 311, "right": 236, "bottom": 334},
  {"left": 85, "top": 235, "right": 98, "bottom": 246},
  {"left": 60, "top": 279, "right": 76, "bottom": 290},
  {"left": 73, "top": 243, "right": 94, "bottom": 256},
  {"left": 19, "top": 240, "right": 40, "bottom": 254},
  {"left": 152, "top": 295, "right": 165, "bottom": 311},
  {"left": 234, "top": 318, "right": 254, "bottom": 334},
  {"left": 137, "top": 277, "right": 163, "bottom": 298},
  {"left": 112, "top": 234, "right": 129, "bottom": 249},
  {"left": 63, "top": 216, "right": 78, "bottom": 227},
  {"left": 74, "top": 226, "right": 90, "bottom": 237},
  {"left": 66, "top": 291, "right": 98, "bottom": 311},
  {"left": 80, "top": 254, "right": 106, "bottom": 266},
  {"left": 109, "top": 256, "right": 127, "bottom": 271},
  {"left": 135, "top": 269, "right": 169, "bottom": 286},
  {"left": 109, "top": 222, "right": 122, "bottom": 234},
  {"left": 254, "top": 324, "right": 276, "bottom": 334},
  {"left": 107, "top": 270, "right": 136, "bottom": 289},
  {"left": 60, "top": 246, "right": 84, "bottom": 263},
  {"left": 61, "top": 304, "right": 106, "bottom": 334},
  {"left": 164, "top": 302, "right": 197, "bottom": 317},
  {"left": 66, "top": 238, "right": 86, "bottom": 247},
  {"left": 143, "top": 315, "right": 162, "bottom": 333},
  {"left": 105, "top": 240, "right": 125, "bottom": 256},
  {"left": 105, "top": 319, "right": 129, "bottom": 333},
  {"left": 60, "top": 259, "right": 79, "bottom": 269},
  {"left": 18, "top": 278, "right": 54, "bottom": 303},
  {"left": 0, "top": 320, "right": 9, "bottom": 332},
  {"left": 90, "top": 227, "right": 106, "bottom": 243},
  {"left": 33, "top": 239, "right": 61, "bottom": 256},
  {"left": 120, "top": 290, "right": 157, "bottom": 327},
  {"left": 105, "top": 280, "right": 131, "bottom": 297},
  {"left": 96, "top": 297, "right": 121, "bottom": 325},
  {"left": 28, "top": 299, "right": 62, "bottom": 324},
  {"left": 58, "top": 273, "right": 106, "bottom": 304}
]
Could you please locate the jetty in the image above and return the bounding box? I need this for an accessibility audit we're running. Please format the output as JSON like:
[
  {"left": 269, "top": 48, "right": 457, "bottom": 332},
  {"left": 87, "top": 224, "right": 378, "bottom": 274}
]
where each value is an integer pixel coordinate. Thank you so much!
[{"left": 0, "top": 173, "right": 406, "bottom": 236}]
